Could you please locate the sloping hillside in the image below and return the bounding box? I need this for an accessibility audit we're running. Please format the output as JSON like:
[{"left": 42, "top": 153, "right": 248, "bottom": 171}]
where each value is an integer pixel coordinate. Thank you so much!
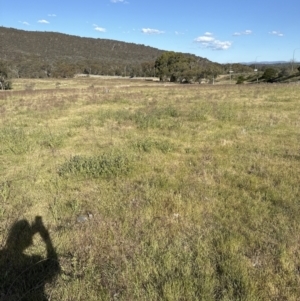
[
  {"left": 0, "top": 27, "right": 257, "bottom": 79},
  {"left": 0, "top": 27, "right": 214, "bottom": 78},
  {"left": 0, "top": 26, "right": 163, "bottom": 64}
]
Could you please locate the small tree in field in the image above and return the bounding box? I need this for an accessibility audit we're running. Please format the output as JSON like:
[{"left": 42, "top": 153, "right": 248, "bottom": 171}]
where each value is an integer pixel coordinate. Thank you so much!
[
  {"left": 236, "top": 75, "right": 245, "bottom": 84},
  {"left": 262, "top": 68, "right": 278, "bottom": 82},
  {"left": 0, "top": 61, "right": 12, "bottom": 90},
  {"left": 155, "top": 52, "right": 191, "bottom": 82}
]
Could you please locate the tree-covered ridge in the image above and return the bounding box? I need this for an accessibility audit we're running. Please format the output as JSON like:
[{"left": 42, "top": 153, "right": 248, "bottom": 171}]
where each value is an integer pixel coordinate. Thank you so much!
[
  {"left": 0, "top": 27, "right": 161, "bottom": 63},
  {"left": 0, "top": 26, "right": 255, "bottom": 79},
  {"left": 0, "top": 26, "right": 164, "bottom": 78}
]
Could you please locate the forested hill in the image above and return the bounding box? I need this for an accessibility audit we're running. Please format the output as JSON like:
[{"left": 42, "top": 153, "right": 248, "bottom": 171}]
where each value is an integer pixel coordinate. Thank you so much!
[
  {"left": 0, "top": 27, "right": 253, "bottom": 79},
  {"left": 0, "top": 26, "right": 163, "bottom": 64},
  {"left": 0, "top": 26, "right": 218, "bottom": 78}
]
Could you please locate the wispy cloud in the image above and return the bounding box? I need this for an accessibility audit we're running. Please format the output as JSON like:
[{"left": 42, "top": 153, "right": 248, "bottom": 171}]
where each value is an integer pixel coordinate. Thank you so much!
[
  {"left": 175, "top": 29, "right": 188, "bottom": 35},
  {"left": 142, "top": 28, "right": 164, "bottom": 35},
  {"left": 269, "top": 30, "right": 283, "bottom": 37},
  {"left": 233, "top": 29, "right": 252, "bottom": 36},
  {"left": 48, "top": 14, "right": 56, "bottom": 17},
  {"left": 19, "top": 21, "right": 29, "bottom": 26},
  {"left": 111, "top": 0, "right": 128, "bottom": 3},
  {"left": 38, "top": 20, "right": 49, "bottom": 24},
  {"left": 93, "top": 24, "right": 106, "bottom": 32},
  {"left": 194, "top": 32, "right": 232, "bottom": 50}
]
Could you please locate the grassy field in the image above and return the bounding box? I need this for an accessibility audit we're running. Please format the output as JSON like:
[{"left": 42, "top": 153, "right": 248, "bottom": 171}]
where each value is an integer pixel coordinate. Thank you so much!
[{"left": 0, "top": 78, "right": 300, "bottom": 300}]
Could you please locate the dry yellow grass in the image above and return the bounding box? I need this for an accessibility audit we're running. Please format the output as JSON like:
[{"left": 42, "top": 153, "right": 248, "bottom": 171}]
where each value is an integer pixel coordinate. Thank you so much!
[{"left": 1, "top": 78, "right": 300, "bottom": 300}]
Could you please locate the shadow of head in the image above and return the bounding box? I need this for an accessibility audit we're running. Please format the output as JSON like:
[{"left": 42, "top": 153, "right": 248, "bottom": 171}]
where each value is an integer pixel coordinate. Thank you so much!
[{"left": 5, "top": 220, "right": 34, "bottom": 253}]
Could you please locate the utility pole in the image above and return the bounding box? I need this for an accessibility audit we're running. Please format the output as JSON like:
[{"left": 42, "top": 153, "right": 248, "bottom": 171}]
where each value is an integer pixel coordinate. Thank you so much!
[
  {"left": 254, "top": 56, "right": 261, "bottom": 84},
  {"left": 292, "top": 48, "right": 300, "bottom": 72},
  {"left": 229, "top": 64, "right": 233, "bottom": 84}
]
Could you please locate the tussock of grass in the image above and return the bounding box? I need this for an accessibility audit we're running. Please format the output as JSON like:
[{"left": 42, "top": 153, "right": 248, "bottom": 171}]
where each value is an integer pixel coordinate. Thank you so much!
[
  {"left": 1, "top": 79, "right": 300, "bottom": 300},
  {"left": 58, "top": 152, "right": 132, "bottom": 179}
]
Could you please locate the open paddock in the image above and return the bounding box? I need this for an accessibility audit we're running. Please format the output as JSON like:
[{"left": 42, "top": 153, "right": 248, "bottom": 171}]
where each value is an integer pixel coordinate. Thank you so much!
[{"left": 1, "top": 78, "right": 300, "bottom": 300}]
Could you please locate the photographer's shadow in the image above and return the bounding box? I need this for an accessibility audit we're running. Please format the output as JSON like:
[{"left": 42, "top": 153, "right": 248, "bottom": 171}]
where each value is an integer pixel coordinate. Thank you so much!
[{"left": 0, "top": 216, "right": 60, "bottom": 301}]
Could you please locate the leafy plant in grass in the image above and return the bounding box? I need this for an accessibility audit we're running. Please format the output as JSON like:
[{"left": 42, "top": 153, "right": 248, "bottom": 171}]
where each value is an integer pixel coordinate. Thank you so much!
[{"left": 58, "top": 152, "right": 132, "bottom": 178}]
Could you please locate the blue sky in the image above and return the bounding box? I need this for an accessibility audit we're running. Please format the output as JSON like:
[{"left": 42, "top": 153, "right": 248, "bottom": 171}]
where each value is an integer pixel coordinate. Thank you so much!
[{"left": 1, "top": 0, "right": 299, "bottom": 64}]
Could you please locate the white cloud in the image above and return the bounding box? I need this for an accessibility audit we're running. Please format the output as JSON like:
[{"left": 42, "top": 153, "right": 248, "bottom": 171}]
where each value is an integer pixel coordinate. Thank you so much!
[
  {"left": 94, "top": 26, "right": 106, "bottom": 32},
  {"left": 93, "top": 24, "right": 106, "bottom": 32},
  {"left": 194, "top": 36, "right": 214, "bottom": 42},
  {"left": 233, "top": 29, "right": 252, "bottom": 36},
  {"left": 19, "top": 21, "right": 29, "bottom": 25},
  {"left": 212, "top": 40, "right": 232, "bottom": 50},
  {"left": 38, "top": 20, "right": 49, "bottom": 24},
  {"left": 48, "top": 14, "right": 56, "bottom": 17},
  {"left": 269, "top": 30, "right": 283, "bottom": 37},
  {"left": 111, "top": 0, "right": 127, "bottom": 3},
  {"left": 194, "top": 33, "right": 232, "bottom": 50},
  {"left": 142, "top": 28, "right": 164, "bottom": 34}
]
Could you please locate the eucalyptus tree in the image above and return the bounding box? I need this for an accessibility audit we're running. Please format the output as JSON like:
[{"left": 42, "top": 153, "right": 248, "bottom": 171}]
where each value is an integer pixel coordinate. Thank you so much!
[{"left": 155, "top": 51, "right": 196, "bottom": 82}]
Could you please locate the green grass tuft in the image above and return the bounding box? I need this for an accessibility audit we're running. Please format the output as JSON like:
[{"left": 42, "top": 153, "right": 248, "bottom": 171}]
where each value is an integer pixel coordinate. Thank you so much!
[{"left": 58, "top": 152, "right": 132, "bottom": 179}]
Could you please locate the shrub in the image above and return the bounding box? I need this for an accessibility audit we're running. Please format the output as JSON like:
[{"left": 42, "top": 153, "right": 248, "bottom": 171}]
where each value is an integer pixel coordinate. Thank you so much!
[
  {"left": 262, "top": 68, "right": 278, "bottom": 82},
  {"left": 236, "top": 75, "right": 245, "bottom": 84},
  {"left": 0, "top": 75, "right": 12, "bottom": 90},
  {"left": 0, "top": 61, "right": 12, "bottom": 90}
]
